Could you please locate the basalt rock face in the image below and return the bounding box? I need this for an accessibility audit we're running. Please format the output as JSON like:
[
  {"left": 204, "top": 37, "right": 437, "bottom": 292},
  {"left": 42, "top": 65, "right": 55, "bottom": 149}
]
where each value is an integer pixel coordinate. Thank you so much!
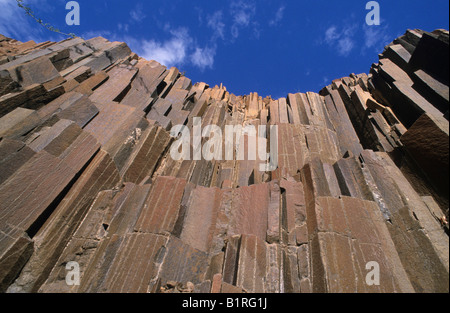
[{"left": 0, "top": 29, "right": 448, "bottom": 293}]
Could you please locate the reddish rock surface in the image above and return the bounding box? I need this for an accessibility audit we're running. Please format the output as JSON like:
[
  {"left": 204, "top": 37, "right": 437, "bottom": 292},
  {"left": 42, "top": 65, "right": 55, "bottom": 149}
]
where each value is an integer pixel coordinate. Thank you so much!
[{"left": 0, "top": 30, "right": 448, "bottom": 293}]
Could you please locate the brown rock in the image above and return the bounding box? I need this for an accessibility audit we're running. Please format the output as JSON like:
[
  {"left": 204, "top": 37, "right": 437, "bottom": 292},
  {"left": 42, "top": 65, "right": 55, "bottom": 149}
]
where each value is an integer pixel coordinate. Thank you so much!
[
  {"left": 89, "top": 65, "right": 137, "bottom": 106},
  {"left": 7, "top": 56, "right": 61, "bottom": 88},
  {"left": 0, "top": 108, "right": 34, "bottom": 138},
  {"left": 84, "top": 233, "right": 167, "bottom": 293},
  {"left": 180, "top": 186, "right": 223, "bottom": 252},
  {"left": 401, "top": 113, "right": 449, "bottom": 199},
  {"left": 0, "top": 83, "right": 61, "bottom": 118},
  {"left": 229, "top": 183, "right": 270, "bottom": 242},
  {"left": 0, "top": 228, "right": 33, "bottom": 292},
  {"left": 221, "top": 282, "right": 246, "bottom": 293},
  {"left": 235, "top": 234, "right": 267, "bottom": 293},
  {"left": 211, "top": 274, "right": 223, "bottom": 293},
  {"left": 0, "top": 139, "right": 35, "bottom": 185},
  {"left": 10, "top": 150, "right": 120, "bottom": 292},
  {"left": 266, "top": 181, "right": 281, "bottom": 243},
  {"left": 0, "top": 69, "right": 19, "bottom": 96},
  {"left": 121, "top": 126, "right": 171, "bottom": 183},
  {"left": 134, "top": 177, "right": 187, "bottom": 234},
  {"left": 159, "top": 236, "right": 209, "bottom": 286},
  {"left": 74, "top": 71, "right": 109, "bottom": 95},
  {"left": 56, "top": 96, "right": 99, "bottom": 128},
  {"left": 0, "top": 30, "right": 448, "bottom": 294}
]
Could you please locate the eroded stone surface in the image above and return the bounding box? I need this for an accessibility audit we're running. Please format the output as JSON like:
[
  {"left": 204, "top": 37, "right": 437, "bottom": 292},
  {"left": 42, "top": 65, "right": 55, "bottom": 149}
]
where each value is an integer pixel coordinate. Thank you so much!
[{"left": 0, "top": 30, "right": 448, "bottom": 294}]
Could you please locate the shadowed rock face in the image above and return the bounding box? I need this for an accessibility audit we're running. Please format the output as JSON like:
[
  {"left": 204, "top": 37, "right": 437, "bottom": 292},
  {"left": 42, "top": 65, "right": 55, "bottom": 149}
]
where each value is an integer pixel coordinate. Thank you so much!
[{"left": 0, "top": 29, "right": 448, "bottom": 293}]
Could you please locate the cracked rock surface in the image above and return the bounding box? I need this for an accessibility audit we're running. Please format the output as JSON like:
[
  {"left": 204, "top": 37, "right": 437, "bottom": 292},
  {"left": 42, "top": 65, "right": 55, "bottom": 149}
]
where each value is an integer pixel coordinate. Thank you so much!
[{"left": 0, "top": 29, "right": 448, "bottom": 293}]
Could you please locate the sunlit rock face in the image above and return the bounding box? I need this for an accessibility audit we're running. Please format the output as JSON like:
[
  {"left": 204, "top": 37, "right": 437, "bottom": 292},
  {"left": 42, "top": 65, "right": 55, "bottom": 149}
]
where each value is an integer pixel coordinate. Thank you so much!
[{"left": 0, "top": 29, "right": 448, "bottom": 293}]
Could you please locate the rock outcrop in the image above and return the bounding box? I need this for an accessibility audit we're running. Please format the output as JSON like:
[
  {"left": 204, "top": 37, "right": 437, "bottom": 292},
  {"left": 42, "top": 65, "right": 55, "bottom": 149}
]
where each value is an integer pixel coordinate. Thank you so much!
[{"left": 0, "top": 29, "right": 448, "bottom": 293}]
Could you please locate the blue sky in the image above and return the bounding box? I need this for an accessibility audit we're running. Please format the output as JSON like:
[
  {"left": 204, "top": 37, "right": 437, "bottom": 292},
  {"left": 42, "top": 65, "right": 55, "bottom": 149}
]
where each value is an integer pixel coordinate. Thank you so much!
[{"left": 1, "top": 0, "right": 449, "bottom": 98}]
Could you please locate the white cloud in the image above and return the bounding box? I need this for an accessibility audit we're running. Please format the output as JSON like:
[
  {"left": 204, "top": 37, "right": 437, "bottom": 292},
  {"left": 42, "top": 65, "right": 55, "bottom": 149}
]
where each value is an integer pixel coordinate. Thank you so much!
[
  {"left": 325, "top": 26, "right": 340, "bottom": 44},
  {"left": 337, "top": 37, "right": 354, "bottom": 56},
  {"left": 139, "top": 28, "right": 192, "bottom": 68},
  {"left": 118, "top": 23, "right": 129, "bottom": 33},
  {"left": 207, "top": 11, "right": 225, "bottom": 40},
  {"left": 323, "top": 21, "right": 392, "bottom": 57},
  {"left": 130, "top": 3, "right": 146, "bottom": 23},
  {"left": 131, "top": 27, "right": 217, "bottom": 71},
  {"left": 1, "top": 1, "right": 220, "bottom": 71},
  {"left": 80, "top": 24, "right": 217, "bottom": 71},
  {"left": 195, "top": 7, "right": 203, "bottom": 26},
  {"left": 323, "top": 25, "right": 357, "bottom": 57},
  {"left": 0, "top": 0, "right": 52, "bottom": 42},
  {"left": 269, "top": 5, "right": 285, "bottom": 26},
  {"left": 230, "top": 0, "right": 256, "bottom": 39},
  {"left": 191, "top": 45, "right": 216, "bottom": 71},
  {"left": 252, "top": 21, "right": 261, "bottom": 39},
  {"left": 234, "top": 10, "right": 251, "bottom": 26},
  {"left": 363, "top": 23, "right": 391, "bottom": 52},
  {"left": 230, "top": 25, "right": 239, "bottom": 39}
]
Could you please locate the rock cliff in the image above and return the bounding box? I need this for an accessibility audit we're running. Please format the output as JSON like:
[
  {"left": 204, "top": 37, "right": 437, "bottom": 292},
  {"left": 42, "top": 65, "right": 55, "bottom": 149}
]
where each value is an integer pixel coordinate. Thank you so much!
[{"left": 0, "top": 29, "right": 448, "bottom": 293}]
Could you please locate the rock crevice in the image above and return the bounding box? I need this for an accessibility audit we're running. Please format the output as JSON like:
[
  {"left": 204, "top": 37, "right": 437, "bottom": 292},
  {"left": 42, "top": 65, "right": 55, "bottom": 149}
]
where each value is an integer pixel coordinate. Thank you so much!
[{"left": 0, "top": 29, "right": 448, "bottom": 293}]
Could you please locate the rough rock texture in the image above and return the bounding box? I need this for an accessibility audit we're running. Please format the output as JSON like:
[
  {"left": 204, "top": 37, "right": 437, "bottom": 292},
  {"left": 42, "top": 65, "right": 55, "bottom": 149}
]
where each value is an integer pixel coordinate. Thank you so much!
[{"left": 0, "top": 29, "right": 448, "bottom": 293}]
